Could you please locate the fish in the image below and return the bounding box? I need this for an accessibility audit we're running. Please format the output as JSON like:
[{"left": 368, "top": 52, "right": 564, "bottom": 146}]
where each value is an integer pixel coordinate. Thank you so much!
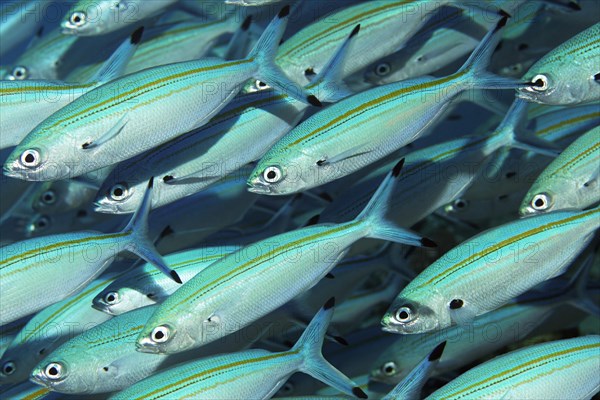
[
  {"left": 0, "top": 178, "right": 178, "bottom": 326},
  {"left": 61, "top": 0, "right": 178, "bottom": 36},
  {"left": 424, "top": 335, "right": 600, "bottom": 399},
  {"left": 520, "top": 126, "right": 600, "bottom": 215},
  {"left": 0, "top": 27, "right": 143, "bottom": 150},
  {"left": 135, "top": 159, "right": 435, "bottom": 355},
  {"left": 381, "top": 205, "right": 600, "bottom": 334},
  {"left": 92, "top": 24, "right": 357, "bottom": 214},
  {"left": 92, "top": 245, "right": 240, "bottom": 315},
  {"left": 517, "top": 22, "right": 600, "bottom": 105},
  {"left": 4, "top": 6, "right": 319, "bottom": 182},
  {"left": 380, "top": 342, "right": 446, "bottom": 400},
  {"left": 0, "top": 274, "right": 120, "bottom": 385},
  {"left": 0, "top": 0, "right": 51, "bottom": 58},
  {"left": 111, "top": 299, "right": 367, "bottom": 400},
  {"left": 319, "top": 97, "right": 557, "bottom": 226},
  {"left": 248, "top": 13, "right": 533, "bottom": 195},
  {"left": 371, "top": 255, "right": 598, "bottom": 385}
]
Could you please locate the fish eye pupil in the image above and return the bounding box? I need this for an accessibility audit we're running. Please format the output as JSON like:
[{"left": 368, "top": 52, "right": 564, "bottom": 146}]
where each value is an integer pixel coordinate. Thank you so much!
[
  {"left": 25, "top": 154, "right": 34, "bottom": 163},
  {"left": 449, "top": 299, "right": 464, "bottom": 309},
  {"left": 3, "top": 362, "right": 15, "bottom": 374},
  {"left": 48, "top": 366, "right": 58, "bottom": 376},
  {"left": 267, "top": 171, "right": 276, "bottom": 179},
  {"left": 399, "top": 311, "right": 408, "bottom": 319},
  {"left": 535, "top": 198, "right": 544, "bottom": 207},
  {"left": 113, "top": 188, "right": 123, "bottom": 197},
  {"left": 155, "top": 331, "right": 164, "bottom": 339}
]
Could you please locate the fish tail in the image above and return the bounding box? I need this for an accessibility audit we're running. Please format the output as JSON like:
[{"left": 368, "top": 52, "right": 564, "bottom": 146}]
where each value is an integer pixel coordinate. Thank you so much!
[
  {"left": 90, "top": 26, "right": 144, "bottom": 84},
  {"left": 223, "top": 15, "right": 252, "bottom": 61},
  {"left": 248, "top": 6, "right": 322, "bottom": 106},
  {"left": 355, "top": 159, "right": 437, "bottom": 248},
  {"left": 293, "top": 298, "right": 367, "bottom": 399},
  {"left": 458, "top": 12, "right": 532, "bottom": 90},
  {"left": 499, "top": 98, "right": 561, "bottom": 157},
  {"left": 120, "top": 178, "right": 182, "bottom": 284},
  {"left": 309, "top": 24, "right": 360, "bottom": 103},
  {"left": 383, "top": 341, "right": 446, "bottom": 400}
]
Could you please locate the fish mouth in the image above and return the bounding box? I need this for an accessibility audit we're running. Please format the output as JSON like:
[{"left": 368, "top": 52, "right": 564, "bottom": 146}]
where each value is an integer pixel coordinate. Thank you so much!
[
  {"left": 136, "top": 338, "right": 162, "bottom": 354},
  {"left": 381, "top": 324, "right": 399, "bottom": 334},
  {"left": 29, "top": 370, "right": 50, "bottom": 388},
  {"left": 247, "top": 181, "right": 271, "bottom": 194}
]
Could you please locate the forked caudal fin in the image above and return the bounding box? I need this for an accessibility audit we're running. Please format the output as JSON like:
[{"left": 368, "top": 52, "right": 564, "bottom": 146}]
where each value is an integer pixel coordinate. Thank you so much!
[
  {"left": 308, "top": 24, "right": 360, "bottom": 103},
  {"left": 248, "top": 6, "right": 322, "bottom": 106},
  {"left": 382, "top": 341, "right": 447, "bottom": 400},
  {"left": 121, "top": 177, "right": 182, "bottom": 284},
  {"left": 292, "top": 298, "right": 367, "bottom": 399},
  {"left": 458, "top": 12, "right": 535, "bottom": 90},
  {"left": 355, "top": 159, "right": 437, "bottom": 248},
  {"left": 90, "top": 26, "right": 144, "bottom": 84}
]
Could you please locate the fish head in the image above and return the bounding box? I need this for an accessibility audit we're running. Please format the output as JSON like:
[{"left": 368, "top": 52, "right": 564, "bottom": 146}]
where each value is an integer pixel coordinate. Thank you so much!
[
  {"left": 94, "top": 178, "right": 143, "bottom": 214},
  {"left": 0, "top": 353, "right": 35, "bottom": 385},
  {"left": 32, "top": 343, "right": 110, "bottom": 393},
  {"left": 517, "top": 66, "right": 590, "bottom": 105},
  {"left": 4, "top": 137, "right": 74, "bottom": 181},
  {"left": 92, "top": 286, "right": 152, "bottom": 316},
  {"left": 381, "top": 291, "right": 449, "bottom": 334},
  {"left": 369, "top": 357, "right": 408, "bottom": 385},
  {"left": 520, "top": 188, "right": 557, "bottom": 216},
  {"left": 247, "top": 149, "right": 318, "bottom": 195},
  {"left": 61, "top": 1, "right": 116, "bottom": 36}
]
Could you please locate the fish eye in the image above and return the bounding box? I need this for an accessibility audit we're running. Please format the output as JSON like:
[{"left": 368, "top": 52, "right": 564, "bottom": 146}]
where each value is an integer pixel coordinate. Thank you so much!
[
  {"left": 531, "top": 193, "right": 550, "bottom": 211},
  {"left": 41, "top": 190, "right": 56, "bottom": 205},
  {"left": 382, "top": 361, "right": 397, "bottom": 376},
  {"left": 103, "top": 291, "right": 120, "bottom": 305},
  {"left": 375, "top": 62, "right": 391, "bottom": 76},
  {"left": 255, "top": 80, "right": 270, "bottom": 90},
  {"left": 151, "top": 326, "right": 170, "bottom": 343},
  {"left": 262, "top": 166, "right": 282, "bottom": 183},
  {"left": 2, "top": 361, "right": 16, "bottom": 375},
  {"left": 394, "top": 305, "right": 414, "bottom": 323},
  {"left": 449, "top": 299, "right": 464, "bottom": 309},
  {"left": 452, "top": 198, "right": 468, "bottom": 210},
  {"left": 109, "top": 183, "right": 128, "bottom": 201},
  {"left": 531, "top": 74, "right": 549, "bottom": 91},
  {"left": 35, "top": 215, "right": 50, "bottom": 229},
  {"left": 20, "top": 149, "right": 41, "bottom": 168},
  {"left": 69, "top": 11, "right": 87, "bottom": 27},
  {"left": 12, "top": 66, "right": 28, "bottom": 80},
  {"left": 44, "top": 362, "right": 64, "bottom": 380}
]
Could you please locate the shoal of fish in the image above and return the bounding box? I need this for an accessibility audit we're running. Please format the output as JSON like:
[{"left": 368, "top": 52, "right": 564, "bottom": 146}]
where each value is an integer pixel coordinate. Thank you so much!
[{"left": 0, "top": 0, "right": 599, "bottom": 399}]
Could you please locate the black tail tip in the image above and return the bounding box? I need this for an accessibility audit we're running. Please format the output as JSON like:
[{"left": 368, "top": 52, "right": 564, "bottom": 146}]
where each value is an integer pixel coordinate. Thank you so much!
[
  {"left": 496, "top": 11, "right": 510, "bottom": 28},
  {"left": 325, "top": 272, "right": 335, "bottom": 279},
  {"left": 159, "top": 225, "right": 174, "bottom": 239},
  {"left": 171, "top": 270, "right": 183, "bottom": 284},
  {"left": 350, "top": 24, "right": 360, "bottom": 38},
  {"left": 334, "top": 335, "right": 349, "bottom": 346},
  {"left": 319, "top": 192, "right": 333, "bottom": 202},
  {"left": 307, "top": 95, "right": 322, "bottom": 107},
  {"left": 421, "top": 237, "right": 437, "bottom": 248},
  {"left": 131, "top": 26, "right": 144, "bottom": 44},
  {"left": 353, "top": 387, "right": 368, "bottom": 399},
  {"left": 429, "top": 341, "right": 447, "bottom": 361},
  {"left": 323, "top": 297, "right": 335, "bottom": 310},
  {"left": 392, "top": 158, "right": 405, "bottom": 178},
  {"left": 148, "top": 176, "right": 154, "bottom": 189},
  {"left": 306, "top": 214, "right": 320, "bottom": 226},
  {"left": 568, "top": 1, "right": 582, "bottom": 10},
  {"left": 241, "top": 15, "right": 252, "bottom": 30},
  {"left": 278, "top": 5, "right": 290, "bottom": 18}
]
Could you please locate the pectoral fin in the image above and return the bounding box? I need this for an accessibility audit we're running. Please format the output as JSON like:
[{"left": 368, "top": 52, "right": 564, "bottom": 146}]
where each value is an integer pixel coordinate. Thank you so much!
[
  {"left": 82, "top": 113, "right": 129, "bottom": 150},
  {"left": 317, "top": 146, "right": 371, "bottom": 166}
]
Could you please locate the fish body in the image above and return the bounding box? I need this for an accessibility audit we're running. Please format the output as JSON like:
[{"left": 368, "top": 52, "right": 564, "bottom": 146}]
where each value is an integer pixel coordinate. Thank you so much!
[
  {"left": 0, "top": 275, "right": 118, "bottom": 385},
  {"left": 517, "top": 22, "right": 600, "bottom": 105},
  {"left": 0, "top": 0, "right": 51, "bottom": 58},
  {"left": 425, "top": 336, "right": 600, "bottom": 399},
  {"left": 4, "top": 7, "right": 316, "bottom": 181},
  {"left": 111, "top": 300, "right": 364, "bottom": 400},
  {"left": 382, "top": 206, "right": 600, "bottom": 334},
  {"left": 249, "top": 15, "right": 528, "bottom": 194},
  {"left": 93, "top": 245, "right": 240, "bottom": 315},
  {"left": 135, "top": 160, "right": 433, "bottom": 354},
  {"left": 520, "top": 126, "right": 600, "bottom": 215},
  {"left": 62, "top": 0, "right": 178, "bottom": 36}
]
